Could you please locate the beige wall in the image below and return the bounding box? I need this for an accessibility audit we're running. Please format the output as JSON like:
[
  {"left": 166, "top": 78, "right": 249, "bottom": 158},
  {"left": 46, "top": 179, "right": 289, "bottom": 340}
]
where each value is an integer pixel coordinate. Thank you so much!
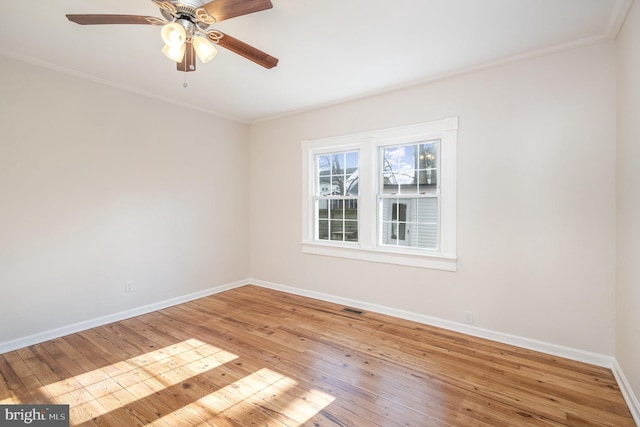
[
  {"left": 617, "top": 0, "right": 640, "bottom": 405},
  {"left": 0, "top": 21, "right": 631, "bottom": 393},
  {"left": 250, "top": 42, "right": 617, "bottom": 355},
  {"left": 0, "top": 56, "right": 250, "bottom": 343}
]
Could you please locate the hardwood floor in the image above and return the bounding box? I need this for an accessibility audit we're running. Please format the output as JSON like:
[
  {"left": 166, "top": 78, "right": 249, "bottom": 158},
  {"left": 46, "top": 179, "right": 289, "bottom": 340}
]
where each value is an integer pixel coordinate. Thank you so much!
[{"left": 0, "top": 285, "right": 634, "bottom": 426}]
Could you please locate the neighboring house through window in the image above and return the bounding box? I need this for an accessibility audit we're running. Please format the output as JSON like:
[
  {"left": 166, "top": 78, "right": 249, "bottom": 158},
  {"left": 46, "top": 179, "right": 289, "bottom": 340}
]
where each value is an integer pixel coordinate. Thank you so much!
[
  {"left": 302, "top": 117, "right": 458, "bottom": 271},
  {"left": 380, "top": 140, "right": 439, "bottom": 250}
]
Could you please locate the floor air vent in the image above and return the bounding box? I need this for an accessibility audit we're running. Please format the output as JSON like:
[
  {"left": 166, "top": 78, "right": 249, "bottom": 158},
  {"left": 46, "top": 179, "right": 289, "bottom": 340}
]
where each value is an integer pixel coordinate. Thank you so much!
[{"left": 342, "top": 307, "right": 364, "bottom": 315}]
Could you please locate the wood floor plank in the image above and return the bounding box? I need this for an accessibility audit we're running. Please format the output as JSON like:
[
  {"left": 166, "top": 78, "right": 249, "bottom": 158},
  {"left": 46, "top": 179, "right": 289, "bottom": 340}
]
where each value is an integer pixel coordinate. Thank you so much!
[
  {"left": 0, "top": 285, "right": 634, "bottom": 426},
  {"left": 0, "top": 353, "right": 27, "bottom": 392}
]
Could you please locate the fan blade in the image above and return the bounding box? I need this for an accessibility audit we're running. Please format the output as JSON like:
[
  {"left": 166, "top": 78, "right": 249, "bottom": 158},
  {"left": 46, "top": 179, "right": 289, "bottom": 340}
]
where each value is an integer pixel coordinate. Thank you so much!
[
  {"left": 201, "top": 0, "right": 272, "bottom": 22},
  {"left": 177, "top": 42, "right": 197, "bottom": 72},
  {"left": 66, "top": 14, "right": 159, "bottom": 25},
  {"left": 215, "top": 32, "right": 278, "bottom": 69}
]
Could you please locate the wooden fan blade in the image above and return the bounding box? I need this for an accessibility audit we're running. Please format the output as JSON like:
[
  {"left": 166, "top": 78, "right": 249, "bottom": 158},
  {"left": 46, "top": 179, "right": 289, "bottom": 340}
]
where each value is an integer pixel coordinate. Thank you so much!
[
  {"left": 177, "top": 42, "right": 197, "bottom": 72},
  {"left": 215, "top": 32, "right": 278, "bottom": 69},
  {"left": 201, "top": 0, "right": 272, "bottom": 22},
  {"left": 66, "top": 14, "right": 159, "bottom": 25}
]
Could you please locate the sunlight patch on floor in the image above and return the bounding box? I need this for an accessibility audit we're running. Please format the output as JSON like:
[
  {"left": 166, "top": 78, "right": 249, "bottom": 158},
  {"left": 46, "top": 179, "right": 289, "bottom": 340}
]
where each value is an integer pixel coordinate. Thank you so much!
[
  {"left": 35, "top": 338, "right": 237, "bottom": 425},
  {"left": 17, "top": 337, "right": 337, "bottom": 426},
  {"left": 155, "top": 367, "right": 336, "bottom": 426}
]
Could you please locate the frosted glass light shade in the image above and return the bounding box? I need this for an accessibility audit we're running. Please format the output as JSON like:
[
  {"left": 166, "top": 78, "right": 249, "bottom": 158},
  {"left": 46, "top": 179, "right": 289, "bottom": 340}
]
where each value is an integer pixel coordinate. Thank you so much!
[
  {"left": 192, "top": 36, "right": 217, "bottom": 63},
  {"left": 162, "top": 43, "right": 186, "bottom": 62},
  {"left": 161, "top": 22, "right": 186, "bottom": 48}
]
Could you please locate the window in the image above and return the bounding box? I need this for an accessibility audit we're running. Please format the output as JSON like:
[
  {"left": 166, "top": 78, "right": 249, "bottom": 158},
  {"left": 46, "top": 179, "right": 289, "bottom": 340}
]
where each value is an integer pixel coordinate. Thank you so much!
[
  {"left": 302, "top": 117, "right": 457, "bottom": 271},
  {"left": 380, "top": 141, "right": 439, "bottom": 249},
  {"left": 315, "top": 151, "right": 359, "bottom": 242}
]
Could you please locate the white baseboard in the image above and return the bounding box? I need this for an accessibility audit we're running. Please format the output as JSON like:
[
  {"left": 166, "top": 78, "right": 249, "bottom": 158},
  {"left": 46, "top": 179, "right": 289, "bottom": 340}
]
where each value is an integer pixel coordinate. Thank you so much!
[
  {"left": 0, "top": 277, "right": 613, "bottom": 367},
  {"left": 251, "top": 278, "right": 640, "bottom": 422},
  {"left": 0, "top": 279, "right": 248, "bottom": 354},
  {"left": 250, "top": 278, "right": 614, "bottom": 368},
  {"left": 613, "top": 359, "right": 640, "bottom": 425}
]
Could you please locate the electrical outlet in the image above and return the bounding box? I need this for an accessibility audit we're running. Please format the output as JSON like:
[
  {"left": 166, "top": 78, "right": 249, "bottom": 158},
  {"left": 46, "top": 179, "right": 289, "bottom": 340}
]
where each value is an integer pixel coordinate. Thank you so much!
[
  {"left": 125, "top": 280, "right": 134, "bottom": 293},
  {"left": 464, "top": 310, "right": 473, "bottom": 324}
]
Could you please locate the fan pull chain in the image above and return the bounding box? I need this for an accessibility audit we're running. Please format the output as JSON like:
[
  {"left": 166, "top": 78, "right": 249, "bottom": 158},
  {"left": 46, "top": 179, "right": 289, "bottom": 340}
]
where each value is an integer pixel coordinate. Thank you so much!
[{"left": 183, "top": 69, "right": 188, "bottom": 88}]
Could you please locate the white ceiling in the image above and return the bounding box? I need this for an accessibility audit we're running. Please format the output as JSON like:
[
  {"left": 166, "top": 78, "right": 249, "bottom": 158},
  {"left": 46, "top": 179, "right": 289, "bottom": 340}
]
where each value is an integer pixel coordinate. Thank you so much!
[{"left": 0, "top": 0, "right": 633, "bottom": 123}]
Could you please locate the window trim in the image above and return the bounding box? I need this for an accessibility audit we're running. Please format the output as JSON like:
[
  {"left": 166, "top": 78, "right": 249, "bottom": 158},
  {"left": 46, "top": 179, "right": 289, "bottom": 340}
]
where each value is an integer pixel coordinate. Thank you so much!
[{"left": 302, "top": 117, "right": 458, "bottom": 271}]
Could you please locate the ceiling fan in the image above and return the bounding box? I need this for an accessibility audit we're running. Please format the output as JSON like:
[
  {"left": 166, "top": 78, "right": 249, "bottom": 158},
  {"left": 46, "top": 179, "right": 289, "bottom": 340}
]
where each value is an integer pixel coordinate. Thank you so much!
[{"left": 66, "top": 0, "right": 278, "bottom": 72}]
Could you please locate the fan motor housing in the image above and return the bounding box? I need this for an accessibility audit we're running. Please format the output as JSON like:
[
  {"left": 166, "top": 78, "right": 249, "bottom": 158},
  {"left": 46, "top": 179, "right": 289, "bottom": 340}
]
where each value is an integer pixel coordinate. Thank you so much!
[
  {"left": 175, "top": 4, "right": 197, "bottom": 17},
  {"left": 159, "top": 0, "right": 214, "bottom": 29}
]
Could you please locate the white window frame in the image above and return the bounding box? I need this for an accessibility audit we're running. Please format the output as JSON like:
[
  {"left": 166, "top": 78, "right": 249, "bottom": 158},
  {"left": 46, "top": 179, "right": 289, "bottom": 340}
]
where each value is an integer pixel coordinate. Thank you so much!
[{"left": 302, "top": 117, "right": 458, "bottom": 271}]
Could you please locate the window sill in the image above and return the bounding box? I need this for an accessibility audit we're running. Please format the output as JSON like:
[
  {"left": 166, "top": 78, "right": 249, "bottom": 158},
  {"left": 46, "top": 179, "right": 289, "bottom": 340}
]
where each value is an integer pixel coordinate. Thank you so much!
[{"left": 301, "top": 242, "right": 457, "bottom": 271}]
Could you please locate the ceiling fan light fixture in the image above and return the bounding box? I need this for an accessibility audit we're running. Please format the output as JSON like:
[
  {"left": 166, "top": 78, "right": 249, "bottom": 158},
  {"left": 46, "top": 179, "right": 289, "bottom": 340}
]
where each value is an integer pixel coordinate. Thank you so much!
[
  {"left": 192, "top": 35, "right": 217, "bottom": 63},
  {"left": 162, "top": 42, "right": 186, "bottom": 62},
  {"left": 66, "top": 0, "right": 279, "bottom": 72},
  {"left": 161, "top": 22, "right": 186, "bottom": 47}
]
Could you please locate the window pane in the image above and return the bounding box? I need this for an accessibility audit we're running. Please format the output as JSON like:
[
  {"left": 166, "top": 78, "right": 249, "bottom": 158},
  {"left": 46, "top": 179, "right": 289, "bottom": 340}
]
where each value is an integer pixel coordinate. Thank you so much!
[
  {"left": 331, "top": 199, "right": 344, "bottom": 219},
  {"left": 382, "top": 145, "right": 416, "bottom": 193},
  {"left": 315, "top": 199, "right": 358, "bottom": 243},
  {"left": 345, "top": 220, "right": 358, "bottom": 242},
  {"left": 380, "top": 197, "right": 438, "bottom": 249},
  {"left": 345, "top": 151, "right": 359, "bottom": 196},
  {"left": 329, "top": 200, "right": 344, "bottom": 241},
  {"left": 318, "top": 155, "right": 331, "bottom": 172},
  {"left": 382, "top": 141, "right": 439, "bottom": 194},
  {"left": 332, "top": 153, "right": 344, "bottom": 175},
  {"left": 346, "top": 151, "right": 358, "bottom": 170},
  {"left": 330, "top": 219, "right": 343, "bottom": 241},
  {"left": 391, "top": 203, "right": 407, "bottom": 240},
  {"left": 318, "top": 220, "right": 328, "bottom": 240},
  {"left": 412, "top": 223, "right": 437, "bottom": 249},
  {"left": 382, "top": 199, "right": 409, "bottom": 245},
  {"left": 345, "top": 200, "right": 358, "bottom": 241},
  {"left": 344, "top": 199, "right": 358, "bottom": 220},
  {"left": 331, "top": 176, "right": 344, "bottom": 195},
  {"left": 318, "top": 155, "right": 331, "bottom": 195},
  {"left": 415, "top": 197, "right": 438, "bottom": 223},
  {"left": 317, "top": 151, "right": 359, "bottom": 196},
  {"left": 314, "top": 150, "right": 359, "bottom": 244},
  {"left": 383, "top": 145, "right": 415, "bottom": 175},
  {"left": 318, "top": 199, "right": 328, "bottom": 219},
  {"left": 382, "top": 172, "right": 400, "bottom": 194},
  {"left": 417, "top": 142, "right": 438, "bottom": 193}
]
